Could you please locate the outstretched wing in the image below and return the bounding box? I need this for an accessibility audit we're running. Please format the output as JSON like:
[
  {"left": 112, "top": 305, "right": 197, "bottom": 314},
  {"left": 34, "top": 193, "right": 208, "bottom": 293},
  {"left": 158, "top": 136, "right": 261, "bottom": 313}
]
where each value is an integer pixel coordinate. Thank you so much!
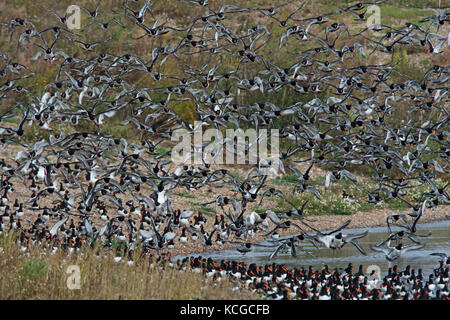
[
  {"left": 402, "top": 244, "right": 425, "bottom": 253},
  {"left": 266, "top": 210, "right": 281, "bottom": 225},
  {"left": 84, "top": 218, "right": 93, "bottom": 237},
  {"left": 325, "top": 172, "right": 333, "bottom": 189},
  {"left": 139, "top": 229, "right": 155, "bottom": 240},
  {"left": 269, "top": 244, "right": 285, "bottom": 260},
  {"left": 344, "top": 230, "right": 368, "bottom": 242},
  {"left": 323, "top": 219, "right": 351, "bottom": 235},
  {"left": 340, "top": 169, "right": 357, "bottom": 182},
  {"left": 49, "top": 216, "right": 68, "bottom": 237},
  {"left": 370, "top": 245, "right": 390, "bottom": 255},
  {"left": 350, "top": 240, "right": 367, "bottom": 255}
]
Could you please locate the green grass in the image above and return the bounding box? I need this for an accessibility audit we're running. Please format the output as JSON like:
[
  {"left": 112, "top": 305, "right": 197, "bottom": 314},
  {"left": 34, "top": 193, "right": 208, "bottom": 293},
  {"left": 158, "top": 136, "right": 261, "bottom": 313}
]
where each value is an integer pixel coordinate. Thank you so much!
[
  {"left": 308, "top": 176, "right": 326, "bottom": 186},
  {"left": 359, "top": 202, "right": 375, "bottom": 212},
  {"left": 271, "top": 174, "right": 298, "bottom": 186},
  {"left": 0, "top": 118, "right": 17, "bottom": 123},
  {"left": 254, "top": 208, "right": 266, "bottom": 214},
  {"left": 20, "top": 259, "right": 48, "bottom": 280},
  {"left": 177, "top": 191, "right": 197, "bottom": 199},
  {"left": 156, "top": 148, "right": 170, "bottom": 157},
  {"left": 386, "top": 200, "right": 411, "bottom": 211},
  {"left": 272, "top": 175, "right": 439, "bottom": 216},
  {"left": 282, "top": 194, "right": 357, "bottom": 216},
  {"left": 381, "top": 5, "right": 435, "bottom": 21},
  {"left": 230, "top": 169, "right": 242, "bottom": 180},
  {"left": 192, "top": 204, "right": 216, "bottom": 216}
]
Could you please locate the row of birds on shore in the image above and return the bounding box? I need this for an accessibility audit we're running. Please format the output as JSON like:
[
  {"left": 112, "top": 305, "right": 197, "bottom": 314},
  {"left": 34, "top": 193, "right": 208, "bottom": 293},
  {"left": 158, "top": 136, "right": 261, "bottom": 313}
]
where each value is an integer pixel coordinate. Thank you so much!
[
  {"left": 0, "top": 0, "right": 448, "bottom": 276},
  {"left": 174, "top": 254, "right": 449, "bottom": 300}
]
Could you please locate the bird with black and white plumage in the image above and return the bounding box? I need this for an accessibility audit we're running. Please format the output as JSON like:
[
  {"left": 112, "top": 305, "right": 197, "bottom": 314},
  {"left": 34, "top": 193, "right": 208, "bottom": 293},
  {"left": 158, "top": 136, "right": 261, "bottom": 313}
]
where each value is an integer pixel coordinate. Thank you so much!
[
  {"left": 0, "top": 0, "right": 448, "bottom": 284},
  {"left": 370, "top": 241, "right": 425, "bottom": 262}
]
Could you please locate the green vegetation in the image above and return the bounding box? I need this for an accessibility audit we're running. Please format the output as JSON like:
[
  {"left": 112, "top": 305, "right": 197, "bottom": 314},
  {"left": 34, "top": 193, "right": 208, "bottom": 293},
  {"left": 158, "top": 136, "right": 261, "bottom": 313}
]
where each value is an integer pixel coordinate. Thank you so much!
[
  {"left": 273, "top": 177, "right": 443, "bottom": 216},
  {"left": 177, "top": 191, "right": 197, "bottom": 199},
  {"left": 1, "top": 0, "right": 443, "bottom": 141},
  {"left": 381, "top": 5, "right": 435, "bottom": 25},
  {"left": 192, "top": 203, "right": 216, "bottom": 216},
  {"left": 20, "top": 259, "right": 48, "bottom": 280},
  {"left": 271, "top": 174, "right": 298, "bottom": 186}
]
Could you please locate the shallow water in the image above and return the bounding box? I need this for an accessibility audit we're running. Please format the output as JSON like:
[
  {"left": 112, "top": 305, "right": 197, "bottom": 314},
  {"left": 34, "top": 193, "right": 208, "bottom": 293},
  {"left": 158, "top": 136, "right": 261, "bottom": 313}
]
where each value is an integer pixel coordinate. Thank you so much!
[{"left": 179, "top": 219, "right": 450, "bottom": 276}]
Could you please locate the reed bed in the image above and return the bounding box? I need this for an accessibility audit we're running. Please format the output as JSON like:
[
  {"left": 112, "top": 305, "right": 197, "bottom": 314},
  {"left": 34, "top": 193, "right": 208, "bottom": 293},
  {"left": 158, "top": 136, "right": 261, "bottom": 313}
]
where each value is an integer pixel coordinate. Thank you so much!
[{"left": 0, "top": 232, "right": 258, "bottom": 300}]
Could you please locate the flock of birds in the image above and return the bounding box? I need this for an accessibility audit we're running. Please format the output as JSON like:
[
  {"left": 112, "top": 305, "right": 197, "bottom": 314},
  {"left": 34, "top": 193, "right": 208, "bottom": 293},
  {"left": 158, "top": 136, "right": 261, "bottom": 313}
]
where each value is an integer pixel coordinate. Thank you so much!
[
  {"left": 0, "top": 0, "right": 449, "bottom": 299},
  {"left": 176, "top": 254, "right": 449, "bottom": 300}
]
